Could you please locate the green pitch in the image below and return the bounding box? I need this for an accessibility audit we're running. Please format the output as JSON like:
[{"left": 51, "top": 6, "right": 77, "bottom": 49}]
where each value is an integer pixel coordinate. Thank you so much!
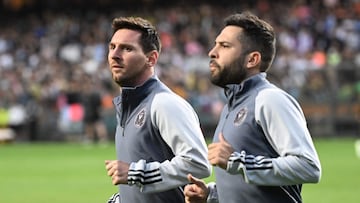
[
  {"left": 0, "top": 143, "right": 116, "bottom": 203},
  {"left": 0, "top": 138, "right": 359, "bottom": 203}
]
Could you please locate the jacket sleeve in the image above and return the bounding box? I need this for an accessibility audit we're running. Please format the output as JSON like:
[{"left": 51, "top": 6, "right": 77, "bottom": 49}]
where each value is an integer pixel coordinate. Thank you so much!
[
  {"left": 128, "top": 92, "right": 211, "bottom": 193},
  {"left": 226, "top": 88, "right": 321, "bottom": 185}
]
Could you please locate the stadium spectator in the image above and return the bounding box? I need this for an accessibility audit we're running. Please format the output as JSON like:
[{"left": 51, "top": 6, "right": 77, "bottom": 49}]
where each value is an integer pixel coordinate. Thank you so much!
[{"left": 81, "top": 75, "right": 109, "bottom": 145}]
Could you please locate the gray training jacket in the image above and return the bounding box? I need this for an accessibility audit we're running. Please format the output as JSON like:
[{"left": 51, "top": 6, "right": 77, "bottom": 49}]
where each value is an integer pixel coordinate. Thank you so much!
[
  {"left": 113, "top": 76, "right": 211, "bottom": 203},
  {"left": 211, "top": 73, "right": 321, "bottom": 203}
]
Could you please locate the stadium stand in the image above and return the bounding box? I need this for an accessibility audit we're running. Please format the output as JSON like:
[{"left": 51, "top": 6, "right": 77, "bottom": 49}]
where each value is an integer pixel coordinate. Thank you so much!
[{"left": 0, "top": 0, "right": 359, "bottom": 141}]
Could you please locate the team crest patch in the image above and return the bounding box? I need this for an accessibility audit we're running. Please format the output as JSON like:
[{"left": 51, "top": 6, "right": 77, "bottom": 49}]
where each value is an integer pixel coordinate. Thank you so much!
[
  {"left": 134, "top": 108, "right": 146, "bottom": 128},
  {"left": 234, "top": 108, "right": 247, "bottom": 126}
]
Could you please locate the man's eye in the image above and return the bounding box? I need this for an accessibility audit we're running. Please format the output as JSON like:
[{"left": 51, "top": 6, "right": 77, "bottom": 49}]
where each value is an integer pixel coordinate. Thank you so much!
[
  {"left": 123, "top": 47, "right": 132, "bottom": 51},
  {"left": 109, "top": 44, "right": 115, "bottom": 50}
]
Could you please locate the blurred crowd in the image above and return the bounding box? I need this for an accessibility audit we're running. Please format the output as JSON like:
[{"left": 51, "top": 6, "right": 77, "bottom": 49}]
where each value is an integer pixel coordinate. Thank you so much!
[{"left": 0, "top": 0, "right": 359, "bottom": 142}]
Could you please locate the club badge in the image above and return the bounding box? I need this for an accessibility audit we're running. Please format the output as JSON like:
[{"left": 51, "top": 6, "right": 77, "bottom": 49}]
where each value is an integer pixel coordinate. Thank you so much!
[
  {"left": 234, "top": 108, "right": 247, "bottom": 126},
  {"left": 134, "top": 108, "right": 146, "bottom": 128}
]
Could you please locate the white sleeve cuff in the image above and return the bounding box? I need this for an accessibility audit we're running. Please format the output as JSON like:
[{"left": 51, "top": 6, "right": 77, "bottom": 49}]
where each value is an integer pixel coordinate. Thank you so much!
[
  {"left": 127, "top": 159, "right": 146, "bottom": 187},
  {"left": 226, "top": 151, "right": 248, "bottom": 183},
  {"left": 207, "top": 182, "right": 219, "bottom": 203}
]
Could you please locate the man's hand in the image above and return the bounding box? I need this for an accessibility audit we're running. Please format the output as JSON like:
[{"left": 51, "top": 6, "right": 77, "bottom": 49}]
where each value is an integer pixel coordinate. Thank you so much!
[
  {"left": 184, "top": 174, "right": 209, "bottom": 203},
  {"left": 208, "top": 133, "right": 234, "bottom": 169},
  {"left": 105, "top": 160, "right": 130, "bottom": 185}
]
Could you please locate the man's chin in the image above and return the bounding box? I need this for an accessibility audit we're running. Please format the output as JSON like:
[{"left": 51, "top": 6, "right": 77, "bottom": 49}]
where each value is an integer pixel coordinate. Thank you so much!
[
  {"left": 210, "top": 78, "right": 223, "bottom": 88},
  {"left": 113, "top": 77, "right": 123, "bottom": 86}
]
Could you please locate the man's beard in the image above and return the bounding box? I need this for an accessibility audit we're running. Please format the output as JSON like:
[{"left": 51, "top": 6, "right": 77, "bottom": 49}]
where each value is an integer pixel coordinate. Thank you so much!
[
  {"left": 112, "top": 73, "right": 125, "bottom": 87},
  {"left": 210, "top": 55, "right": 247, "bottom": 88}
]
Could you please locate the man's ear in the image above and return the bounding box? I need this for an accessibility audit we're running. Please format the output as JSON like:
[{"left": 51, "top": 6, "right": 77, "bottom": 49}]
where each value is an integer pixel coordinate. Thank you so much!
[
  {"left": 246, "top": 51, "right": 261, "bottom": 68},
  {"left": 146, "top": 50, "right": 159, "bottom": 67}
]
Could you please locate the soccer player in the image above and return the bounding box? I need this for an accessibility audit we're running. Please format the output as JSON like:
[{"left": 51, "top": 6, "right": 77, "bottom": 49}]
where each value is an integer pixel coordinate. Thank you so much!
[
  {"left": 184, "top": 11, "right": 321, "bottom": 203},
  {"left": 104, "top": 16, "right": 211, "bottom": 203}
]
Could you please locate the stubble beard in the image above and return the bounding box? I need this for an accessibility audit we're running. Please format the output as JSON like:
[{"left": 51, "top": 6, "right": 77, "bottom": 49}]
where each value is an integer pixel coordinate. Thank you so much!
[
  {"left": 112, "top": 65, "right": 148, "bottom": 87},
  {"left": 112, "top": 72, "right": 123, "bottom": 86},
  {"left": 112, "top": 72, "right": 132, "bottom": 87}
]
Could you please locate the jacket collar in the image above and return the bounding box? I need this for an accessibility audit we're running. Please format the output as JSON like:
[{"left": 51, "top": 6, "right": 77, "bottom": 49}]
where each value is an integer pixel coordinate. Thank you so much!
[
  {"left": 113, "top": 76, "right": 158, "bottom": 107},
  {"left": 224, "top": 73, "right": 267, "bottom": 106}
]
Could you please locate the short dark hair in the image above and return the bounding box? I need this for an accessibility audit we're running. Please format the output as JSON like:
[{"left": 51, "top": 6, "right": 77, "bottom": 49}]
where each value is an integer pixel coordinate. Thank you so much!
[
  {"left": 224, "top": 12, "right": 276, "bottom": 72},
  {"left": 112, "top": 17, "right": 161, "bottom": 53}
]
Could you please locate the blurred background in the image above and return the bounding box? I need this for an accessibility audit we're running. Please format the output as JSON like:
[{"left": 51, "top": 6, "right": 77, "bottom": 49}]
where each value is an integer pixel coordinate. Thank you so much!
[{"left": 0, "top": 0, "right": 359, "bottom": 144}]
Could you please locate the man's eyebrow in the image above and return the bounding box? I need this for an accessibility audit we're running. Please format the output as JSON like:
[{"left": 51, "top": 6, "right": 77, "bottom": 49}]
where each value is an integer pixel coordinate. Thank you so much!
[{"left": 216, "top": 41, "right": 232, "bottom": 46}]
